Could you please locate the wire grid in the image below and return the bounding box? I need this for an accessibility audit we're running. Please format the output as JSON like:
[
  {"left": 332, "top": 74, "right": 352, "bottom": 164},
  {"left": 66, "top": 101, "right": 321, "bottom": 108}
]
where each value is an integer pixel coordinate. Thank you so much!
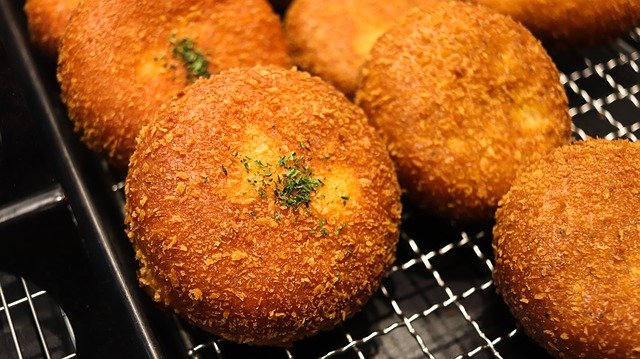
[
  {"left": 106, "top": 31, "right": 640, "bottom": 359},
  {"left": 0, "top": 272, "right": 76, "bottom": 359}
]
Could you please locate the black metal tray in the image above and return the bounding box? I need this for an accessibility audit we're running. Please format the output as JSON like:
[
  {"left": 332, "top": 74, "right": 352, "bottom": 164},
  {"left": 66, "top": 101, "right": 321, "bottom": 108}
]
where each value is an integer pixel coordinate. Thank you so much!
[{"left": 1, "top": 1, "right": 639, "bottom": 357}]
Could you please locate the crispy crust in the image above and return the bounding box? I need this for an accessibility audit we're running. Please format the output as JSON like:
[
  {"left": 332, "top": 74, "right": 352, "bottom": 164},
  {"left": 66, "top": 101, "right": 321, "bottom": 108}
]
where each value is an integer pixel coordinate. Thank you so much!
[
  {"left": 24, "top": 0, "right": 79, "bottom": 57},
  {"left": 125, "top": 66, "right": 402, "bottom": 346},
  {"left": 355, "top": 2, "right": 571, "bottom": 221},
  {"left": 472, "top": 0, "right": 640, "bottom": 46},
  {"left": 493, "top": 139, "right": 640, "bottom": 358},
  {"left": 284, "top": 0, "right": 425, "bottom": 96},
  {"left": 57, "top": 0, "right": 290, "bottom": 166}
]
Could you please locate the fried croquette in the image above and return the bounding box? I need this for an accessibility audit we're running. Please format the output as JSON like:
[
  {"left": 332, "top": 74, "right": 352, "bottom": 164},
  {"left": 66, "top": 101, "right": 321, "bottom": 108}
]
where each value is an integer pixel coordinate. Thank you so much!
[
  {"left": 493, "top": 139, "right": 640, "bottom": 359},
  {"left": 24, "top": 0, "right": 79, "bottom": 57},
  {"left": 355, "top": 2, "right": 571, "bottom": 221},
  {"left": 125, "top": 66, "right": 402, "bottom": 346},
  {"left": 58, "top": 0, "right": 290, "bottom": 166},
  {"left": 284, "top": 0, "right": 426, "bottom": 96},
  {"left": 472, "top": 0, "right": 640, "bottom": 46}
]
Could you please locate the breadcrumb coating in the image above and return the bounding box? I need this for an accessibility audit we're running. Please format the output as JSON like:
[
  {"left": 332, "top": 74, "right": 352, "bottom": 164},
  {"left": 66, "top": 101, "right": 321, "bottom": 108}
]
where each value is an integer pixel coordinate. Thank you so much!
[
  {"left": 473, "top": 0, "right": 640, "bottom": 46},
  {"left": 494, "top": 139, "right": 640, "bottom": 358},
  {"left": 125, "top": 66, "right": 401, "bottom": 346},
  {"left": 284, "top": 0, "right": 426, "bottom": 96},
  {"left": 356, "top": 2, "right": 571, "bottom": 221},
  {"left": 58, "top": 0, "right": 290, "bottom": 166},
  {"left": 24, "top": 0, "right": 79, "bottom": 57}
]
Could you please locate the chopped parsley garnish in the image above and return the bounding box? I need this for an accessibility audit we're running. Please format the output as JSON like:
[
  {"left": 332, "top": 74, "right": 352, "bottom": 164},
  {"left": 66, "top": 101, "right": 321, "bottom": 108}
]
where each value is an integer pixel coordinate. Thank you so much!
[
  {"left": 169, "top": 34, "right": 210, "bottom": 83},
  {"left": 277, "top": 152, "right": 296, "bottom": 167},
  {"left": 319, "top": 219, "right": 327, "bottom": 237},
  {"left": 240, "top": 157, "right": 251, "bottom": 171},
  {"left": 274, "top": 152, "right": 322, "bottom": 209},
  {"left": 234, "top": 151, "right": 322, "bottom": 217},
  {"left": 336, "top": 224, "right": 346, "bottom": 235},
  {"left": 221, "top": 166, "right": 227, "bottom": 176}
]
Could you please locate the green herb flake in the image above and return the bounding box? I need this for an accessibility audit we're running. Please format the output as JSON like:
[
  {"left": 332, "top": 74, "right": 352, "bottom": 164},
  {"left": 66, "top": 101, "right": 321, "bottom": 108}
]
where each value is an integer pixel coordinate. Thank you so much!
[
  {"left": 319, "top": 219, "right": 327, "bottom": 237},
  {"left": 249, "top": 210, "right": 257, "bottom": 216},
  {"left": 321, "top": 228, "right": 328, "bottom": 237},
  {"left": 169, "top": 34, "right": 210, "bottom": 83},
  {"left": 274, "top": 152, "right": 322, "bottom": 209},
  {"left": 203, "top": 176, "right": 209, "bottom": 183},
  {"left": 241, "top": 158, "right": 250, "bottom": 172},
  {"left": 221, "top": 166, "right": 227, "bottom": 176},
  {"left": 277, "top": 152, "right": 297, "bottom": 168},
  {"left": 336, "top": 224, "right": 346, "bottom": 235},
  {"left": 232, "top": 152, "right": 322, "bottom": 212}
]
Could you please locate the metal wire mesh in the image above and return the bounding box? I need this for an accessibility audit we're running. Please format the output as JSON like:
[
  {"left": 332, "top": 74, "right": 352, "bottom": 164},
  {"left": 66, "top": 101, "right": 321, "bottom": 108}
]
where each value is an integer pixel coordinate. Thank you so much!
[
  {"left": 152, "top": 31, "right": 640, "bottom": 359},
  {"left": 1, "top": 0, "right": 638, "bottom": 354},
  {"left": 0, "top": 272, "right": 76, "bottom": 359}
]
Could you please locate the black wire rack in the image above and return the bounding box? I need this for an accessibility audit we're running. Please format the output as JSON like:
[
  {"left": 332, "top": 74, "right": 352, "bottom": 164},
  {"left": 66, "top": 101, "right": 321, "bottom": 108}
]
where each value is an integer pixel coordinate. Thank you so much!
[
  {"left": 0, "top": 272, "right": 76, "bottom": 359},
  {"left": 176, "top": 30, "right": 640, "bottom": 359},
  {"left": 1, "top": 0, "right": 639, "bottom": 356},
  {"left": 109, "top": 29, "right": 640, "bottom": 359}
]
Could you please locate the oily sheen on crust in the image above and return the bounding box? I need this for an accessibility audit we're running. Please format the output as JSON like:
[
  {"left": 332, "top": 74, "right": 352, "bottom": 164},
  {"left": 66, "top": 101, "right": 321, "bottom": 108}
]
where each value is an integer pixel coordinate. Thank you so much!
[
  {"left": 494, "top": 139, "right": 640, "bottom": 358},
  {"left": 125, "top": 66, "right": 402, "bottom": 346}
]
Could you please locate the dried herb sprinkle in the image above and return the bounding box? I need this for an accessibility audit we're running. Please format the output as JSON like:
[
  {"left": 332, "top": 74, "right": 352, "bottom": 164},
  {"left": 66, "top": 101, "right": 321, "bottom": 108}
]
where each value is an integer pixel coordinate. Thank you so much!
[
  {"left": 169, "top": 34, "right": 210, "bottom": 83},
  {"left": 275, "top": 152, "right": 322, "bottom": 209},
  {"left": 235, "top": 151, "right": 323, "bottom": 213}
]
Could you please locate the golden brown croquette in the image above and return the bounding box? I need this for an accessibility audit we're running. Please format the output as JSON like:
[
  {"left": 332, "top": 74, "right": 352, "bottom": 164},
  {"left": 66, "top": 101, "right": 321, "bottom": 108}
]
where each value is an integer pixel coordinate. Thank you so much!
[
  {"left": 125, "top": 66, "right": 402, "bottom": 346},
  {"left": 284, "top": 0, "right": 427, "bottom": 96},
  {"left": 58, "top": 0, "right": 290, "bottom": 166},
  {"left": 493, "top": 139, "right": 640, "bottom": 359},
  {"left": 356, "top": 2, "right": 571, "bottom": 221},
  {"left": 472, "top": 0, "right": 640, "bottom": 46},
  {"left": 24, "top": 0, "right": 79, "bottom": 57}
]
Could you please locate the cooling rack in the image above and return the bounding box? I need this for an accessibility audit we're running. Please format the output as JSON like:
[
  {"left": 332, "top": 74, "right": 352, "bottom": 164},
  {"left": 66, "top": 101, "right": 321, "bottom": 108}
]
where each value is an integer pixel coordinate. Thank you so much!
[
  {"left": 1, "top": 0, "right": 639, "bottom": 356},
  {"left": 109, "top": 30, "right": 640, "bottom": 359},
  {"left": 171, "top": 29, "right": 640, "bottom": 358},
  {"left": 0, "top": 272, "right": 76, "bottom": 359},
  {"left": 177, "top": 30, "right": 640, "bottom": 359}
]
